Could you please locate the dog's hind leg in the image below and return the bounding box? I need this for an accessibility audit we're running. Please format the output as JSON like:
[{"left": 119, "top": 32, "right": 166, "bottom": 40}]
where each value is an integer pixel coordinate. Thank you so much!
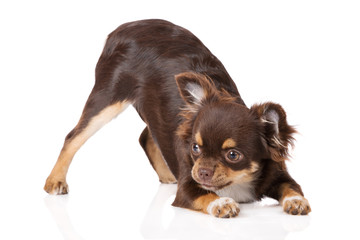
[
  {"left": 44, "top": 90, "right": 129, "bottom": 194},
  {"left": 139, "top": 127, "right": 177, "bottom": 184}
]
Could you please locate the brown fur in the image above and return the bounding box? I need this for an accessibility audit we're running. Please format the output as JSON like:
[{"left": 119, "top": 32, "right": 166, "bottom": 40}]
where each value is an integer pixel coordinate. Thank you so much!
[{"left": 44, "top": 19, "right": 310, "bottom": 217}]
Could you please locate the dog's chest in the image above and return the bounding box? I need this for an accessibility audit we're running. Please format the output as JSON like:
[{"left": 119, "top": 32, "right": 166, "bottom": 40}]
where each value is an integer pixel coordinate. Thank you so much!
[{"left": 215, "top": 182, "right": 255, "bottom": 203}]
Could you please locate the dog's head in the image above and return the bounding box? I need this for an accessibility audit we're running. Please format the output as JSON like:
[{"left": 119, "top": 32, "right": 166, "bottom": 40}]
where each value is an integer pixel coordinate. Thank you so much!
[{"left": 176, "top": 72, "right": 296, "bottom": 191}]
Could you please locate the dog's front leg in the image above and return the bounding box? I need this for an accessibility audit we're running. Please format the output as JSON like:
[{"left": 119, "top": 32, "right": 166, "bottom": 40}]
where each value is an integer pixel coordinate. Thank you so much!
[
  {"left": 265, "top": 174, "right": 311, "bottom": 215},
  {"left": 172, "top": 175, "right": 240, "bottom": 218},
  {"left": 278, "top": 182, "right": 311, "bottom": 215}
]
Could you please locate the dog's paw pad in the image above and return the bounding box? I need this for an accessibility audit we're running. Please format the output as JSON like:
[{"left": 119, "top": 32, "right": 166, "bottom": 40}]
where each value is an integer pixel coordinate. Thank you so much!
[
  {"left": 283, "top": 196, "right": 311, "bottom": 215},
  {"left": 44, "top": 178, "right": 69, "bottom": 195},
  {"left": 207, "top": 197, "right": 240, "bottom": 218}
]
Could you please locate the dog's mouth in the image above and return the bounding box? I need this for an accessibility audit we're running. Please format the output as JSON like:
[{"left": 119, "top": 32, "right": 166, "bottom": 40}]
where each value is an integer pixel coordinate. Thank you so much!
[{"left": 199, "top": 181, "right": 232, "bottom": 191}]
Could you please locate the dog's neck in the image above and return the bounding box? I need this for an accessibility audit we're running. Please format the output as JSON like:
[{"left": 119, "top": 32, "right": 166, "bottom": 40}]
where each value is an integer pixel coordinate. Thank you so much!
[{"left": 215, "top": 182, "right": 256, "bottom": 203}]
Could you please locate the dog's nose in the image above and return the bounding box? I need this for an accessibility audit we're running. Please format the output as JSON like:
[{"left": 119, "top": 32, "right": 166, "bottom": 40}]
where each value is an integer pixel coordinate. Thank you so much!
[{"left": 198, "top": 168, "right": 214, "bottom": 182}]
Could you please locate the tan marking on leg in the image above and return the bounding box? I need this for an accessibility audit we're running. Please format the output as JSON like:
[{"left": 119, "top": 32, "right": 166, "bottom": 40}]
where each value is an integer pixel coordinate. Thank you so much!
[
  {"left": 222, "top": 138, "right": 236, "bottom": 149},
  {"left": 44, "top": 101, "right": 129, "bottom": 194},
  {"left": 145, "top": 133, "right": 176, "bottom": 184},
  {"left": 193, "top": 193, "right": 219, "bottom": 213},
  {"left": 279, "top": 183, "right": 311, "bottom": 215},
  {"left": 279, "top": 183, "right": 300, "bottom": 202},
  {"left": 195, "top": 131, "right": 203, "bottom": 146},
  {"left": 194, "top": 194, "right": 240, "bottom": 218}
]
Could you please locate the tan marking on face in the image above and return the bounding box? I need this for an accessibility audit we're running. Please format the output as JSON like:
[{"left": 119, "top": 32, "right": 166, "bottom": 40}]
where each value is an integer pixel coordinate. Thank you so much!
[
  {"left": 44, "top": 101, "right": 128, "bottom": 194},
  {"left": 192, "top": 159, "right": 259, "bottom": 189},
  {"left": 225, "top": 162, "right": 259, "bottom": 183},
  {"left": 250, "top": 162, "right": 259, "bottom": 172},
  {"left": 195, "top": 131, "right": 203, "bottom": 146},
  {"left": 145, "top": 131, "right": 176, "bottom": 184},
  {"left": 193, "top": 193, "right": 219, "bottom": 213},
  {"left": 222, "top": 138, "right": 236, "bottom": 149}
]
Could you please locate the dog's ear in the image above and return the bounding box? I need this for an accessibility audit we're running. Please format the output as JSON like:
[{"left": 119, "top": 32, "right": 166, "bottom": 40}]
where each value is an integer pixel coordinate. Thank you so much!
[
  {"left": 251, "top": 102, "right": 296, "bottom": 162},
  {"left": 175, "top": 72, "right": 217, "bottom": 106}
]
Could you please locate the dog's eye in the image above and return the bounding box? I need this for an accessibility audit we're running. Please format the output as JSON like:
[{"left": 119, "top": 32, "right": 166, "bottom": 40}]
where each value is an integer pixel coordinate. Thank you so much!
[
  {"left": 225, "top": 150, "right": 243, "bottom": 163},
  {"left": 192, "top": 143, "right": 201, "bottom": 155}
]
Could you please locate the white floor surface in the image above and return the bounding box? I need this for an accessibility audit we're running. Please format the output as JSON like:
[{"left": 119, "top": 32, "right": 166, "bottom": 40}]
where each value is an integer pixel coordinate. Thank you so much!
[
  {"left": 1, "top": 1, "right": 360, "bottom": 239},
  {"left": 1, "top": 178, "right": 359, "bottom": 240}
]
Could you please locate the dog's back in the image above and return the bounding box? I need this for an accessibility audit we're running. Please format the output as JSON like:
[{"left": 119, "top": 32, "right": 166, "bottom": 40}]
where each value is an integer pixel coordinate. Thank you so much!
[{"left": 96, "top": 19, "right": 241, "bottom": 103}]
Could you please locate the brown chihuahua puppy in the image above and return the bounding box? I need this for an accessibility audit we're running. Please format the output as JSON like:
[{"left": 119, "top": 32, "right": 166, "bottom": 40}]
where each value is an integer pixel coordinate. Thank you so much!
[{"left": 44, "top": 19, "right": 311, "bottom": 217}]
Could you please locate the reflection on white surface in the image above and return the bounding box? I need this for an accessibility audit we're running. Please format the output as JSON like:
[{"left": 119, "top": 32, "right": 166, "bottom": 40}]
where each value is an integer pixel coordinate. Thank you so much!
[
  {"left": 140, "top": 185, "right": 310, "bottom": 240},
  {"left": 44, "top": 195, "right": 84, "bottom": 240},
  {"left": 45, "top": 184, "right": 310, "bottom": 240}
]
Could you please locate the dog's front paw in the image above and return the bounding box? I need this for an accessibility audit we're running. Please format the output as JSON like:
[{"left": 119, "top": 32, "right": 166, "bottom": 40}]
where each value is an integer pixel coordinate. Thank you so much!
[
  {"left": 44, "top": 177, "right": 69, "bottom": 195},
  {"left": 283, "top": 196, "right": 311, "bottom": 215},
  {"left": 207, "top": 197, "right": 240, "bottom": 218}
]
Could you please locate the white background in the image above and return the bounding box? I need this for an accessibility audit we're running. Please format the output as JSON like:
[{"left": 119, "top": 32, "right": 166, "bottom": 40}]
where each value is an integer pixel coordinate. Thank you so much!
[{"left": 1, "top": 0, "right": 360, "bottom": 239}]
